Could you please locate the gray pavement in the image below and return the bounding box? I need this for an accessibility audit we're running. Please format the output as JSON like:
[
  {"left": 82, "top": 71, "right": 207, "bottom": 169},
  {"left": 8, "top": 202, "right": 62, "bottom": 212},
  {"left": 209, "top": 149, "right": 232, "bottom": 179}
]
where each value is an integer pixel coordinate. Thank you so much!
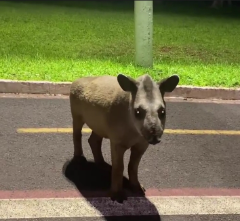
[{"left": 0, "top": 96, "right": 240, "bottom": 221}]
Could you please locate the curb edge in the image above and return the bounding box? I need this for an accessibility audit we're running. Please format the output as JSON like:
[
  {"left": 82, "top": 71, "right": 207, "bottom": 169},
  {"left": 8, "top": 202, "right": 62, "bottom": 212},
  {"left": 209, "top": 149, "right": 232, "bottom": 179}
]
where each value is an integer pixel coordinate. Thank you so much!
[{"left": 0, "top": 80, "right": 240, "bottom": 100}]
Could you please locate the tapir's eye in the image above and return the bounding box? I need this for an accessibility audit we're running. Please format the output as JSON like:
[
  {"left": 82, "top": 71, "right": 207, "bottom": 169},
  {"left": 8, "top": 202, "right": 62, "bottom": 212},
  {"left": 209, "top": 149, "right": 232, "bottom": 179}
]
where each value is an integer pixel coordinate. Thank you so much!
[
  {"left": 158, "top": 108, "right": 166, "bottom": 119},
  {"left": 134, "top": 107, "right": 146, "bottom": 120}
]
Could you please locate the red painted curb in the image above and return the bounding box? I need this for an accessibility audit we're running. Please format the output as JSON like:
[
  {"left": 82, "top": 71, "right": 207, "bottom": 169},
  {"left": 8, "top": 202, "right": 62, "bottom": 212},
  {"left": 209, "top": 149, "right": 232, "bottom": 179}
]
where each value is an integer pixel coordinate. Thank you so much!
[{"left": 1, "top": 188, "right": 240, "bottom": 199}]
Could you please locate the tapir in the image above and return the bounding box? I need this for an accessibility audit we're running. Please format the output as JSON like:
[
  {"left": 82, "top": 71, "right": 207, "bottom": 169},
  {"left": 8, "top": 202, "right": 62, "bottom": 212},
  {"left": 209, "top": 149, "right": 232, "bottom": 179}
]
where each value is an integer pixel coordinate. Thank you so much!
[{"left": 69, "top": 73, "right": 179, "bottom": 203}]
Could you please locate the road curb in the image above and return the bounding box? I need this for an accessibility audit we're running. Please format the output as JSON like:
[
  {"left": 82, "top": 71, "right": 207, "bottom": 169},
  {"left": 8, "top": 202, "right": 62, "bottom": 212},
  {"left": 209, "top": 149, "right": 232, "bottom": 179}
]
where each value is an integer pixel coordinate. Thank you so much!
[{"left": 0, "top": 79, "right": 240, "bottom": 100}]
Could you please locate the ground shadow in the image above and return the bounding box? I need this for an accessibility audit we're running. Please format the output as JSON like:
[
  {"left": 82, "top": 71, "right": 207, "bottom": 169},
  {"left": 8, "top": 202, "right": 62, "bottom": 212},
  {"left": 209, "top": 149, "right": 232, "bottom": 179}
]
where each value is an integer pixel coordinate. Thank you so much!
[{"left": 62, "top": 156, "right": 161, "bottom": 221}]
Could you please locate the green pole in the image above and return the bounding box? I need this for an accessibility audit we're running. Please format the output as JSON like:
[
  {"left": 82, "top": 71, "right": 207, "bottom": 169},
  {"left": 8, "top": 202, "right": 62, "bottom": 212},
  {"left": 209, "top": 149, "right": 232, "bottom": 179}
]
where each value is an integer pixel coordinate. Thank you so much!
[{"left": 134, "top": 1, "right": 153, "bottom": 68}]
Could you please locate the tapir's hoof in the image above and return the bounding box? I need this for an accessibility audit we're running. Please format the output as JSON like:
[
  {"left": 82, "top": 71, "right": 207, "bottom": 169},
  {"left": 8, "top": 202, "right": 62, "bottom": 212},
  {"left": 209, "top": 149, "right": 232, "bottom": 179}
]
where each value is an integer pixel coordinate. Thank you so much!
[
  {"left": 110, "top": 190, "right": 127, "bottom": 204},
  {"left": 130, "top": 183, "right": 146, "bottom": 195}
]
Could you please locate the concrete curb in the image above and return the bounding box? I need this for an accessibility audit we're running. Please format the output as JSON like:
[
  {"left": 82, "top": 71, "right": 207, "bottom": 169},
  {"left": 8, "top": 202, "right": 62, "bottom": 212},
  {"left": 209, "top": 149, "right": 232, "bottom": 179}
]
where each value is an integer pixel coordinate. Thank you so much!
[{"left": 0, "top": 79, "right": 240, "bottom": 100}]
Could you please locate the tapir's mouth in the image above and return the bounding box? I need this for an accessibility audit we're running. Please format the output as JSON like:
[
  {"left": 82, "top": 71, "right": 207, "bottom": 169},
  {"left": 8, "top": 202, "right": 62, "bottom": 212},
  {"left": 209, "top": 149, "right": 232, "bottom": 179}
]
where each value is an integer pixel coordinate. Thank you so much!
[
  {"left": 148, "top": 138, "right": 161, "bottom": 145},
  {"left": 147, "top": 131, "right": 163, "bottom": 145}
]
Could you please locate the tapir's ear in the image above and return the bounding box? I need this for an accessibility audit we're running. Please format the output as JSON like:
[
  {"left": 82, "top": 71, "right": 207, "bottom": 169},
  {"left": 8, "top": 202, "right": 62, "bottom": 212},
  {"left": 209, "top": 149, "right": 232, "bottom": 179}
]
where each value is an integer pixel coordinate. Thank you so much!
[
  {"left": 117, "top": 74, "right": 138, "bottom": 92},
  {"left": 158, "top": 74, "right": 179, "bottom": 94}
]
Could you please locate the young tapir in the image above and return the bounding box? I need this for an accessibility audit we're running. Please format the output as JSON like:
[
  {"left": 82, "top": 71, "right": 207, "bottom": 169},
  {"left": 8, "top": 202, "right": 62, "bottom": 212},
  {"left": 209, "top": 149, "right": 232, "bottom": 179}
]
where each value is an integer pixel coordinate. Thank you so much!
[{"left": 69, "top": 73, "right": 179, "bottom": 203}]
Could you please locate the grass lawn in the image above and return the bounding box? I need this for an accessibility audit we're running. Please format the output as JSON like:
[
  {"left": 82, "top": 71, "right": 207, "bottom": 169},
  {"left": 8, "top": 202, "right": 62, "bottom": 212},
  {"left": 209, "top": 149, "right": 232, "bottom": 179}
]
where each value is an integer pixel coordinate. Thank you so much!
[{"left": 0, "top": 1, "right": 240, "bottom": 87}]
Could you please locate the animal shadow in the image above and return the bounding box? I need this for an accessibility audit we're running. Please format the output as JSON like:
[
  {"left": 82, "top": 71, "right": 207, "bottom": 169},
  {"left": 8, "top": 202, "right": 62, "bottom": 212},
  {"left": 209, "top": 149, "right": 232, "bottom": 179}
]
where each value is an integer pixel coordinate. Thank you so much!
[{"left": 62, "top": 156, "right": 161, "bottom": 221}]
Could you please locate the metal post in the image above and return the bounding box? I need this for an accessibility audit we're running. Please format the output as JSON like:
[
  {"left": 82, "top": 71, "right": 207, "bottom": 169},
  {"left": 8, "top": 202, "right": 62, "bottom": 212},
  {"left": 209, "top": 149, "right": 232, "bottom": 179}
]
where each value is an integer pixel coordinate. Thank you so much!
[{"left": 134, "top": 1, "right": 153, "bottom": 68}]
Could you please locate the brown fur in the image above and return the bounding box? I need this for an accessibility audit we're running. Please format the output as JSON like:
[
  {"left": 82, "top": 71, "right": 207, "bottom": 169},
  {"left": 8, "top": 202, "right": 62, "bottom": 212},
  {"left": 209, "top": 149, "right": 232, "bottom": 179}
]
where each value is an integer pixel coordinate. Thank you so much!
[{"left": 69, "top": 74, "right": 179, "bottom": 203}]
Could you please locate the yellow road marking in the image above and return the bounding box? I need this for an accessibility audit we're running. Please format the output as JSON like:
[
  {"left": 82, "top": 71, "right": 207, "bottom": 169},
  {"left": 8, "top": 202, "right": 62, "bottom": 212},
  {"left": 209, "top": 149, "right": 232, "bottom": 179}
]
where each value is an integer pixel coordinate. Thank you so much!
[
  {"left": 165, "top": 129, "right": 240, "bottom": 135},
  {"left": 16, "top": 128, "right": 240, "bottom": 135}
]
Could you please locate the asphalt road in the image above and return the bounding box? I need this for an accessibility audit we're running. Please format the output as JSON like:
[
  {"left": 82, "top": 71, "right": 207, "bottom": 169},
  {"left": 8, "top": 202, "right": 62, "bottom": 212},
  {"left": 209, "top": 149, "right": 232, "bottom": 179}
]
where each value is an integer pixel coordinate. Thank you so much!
[{"left": 0, "top": 95, "right": 240, "bottom": 221}]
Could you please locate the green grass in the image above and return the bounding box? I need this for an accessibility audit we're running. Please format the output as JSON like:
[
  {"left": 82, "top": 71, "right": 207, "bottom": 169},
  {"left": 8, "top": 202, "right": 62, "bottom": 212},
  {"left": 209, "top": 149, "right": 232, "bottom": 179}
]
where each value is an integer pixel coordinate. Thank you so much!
[{"left": 0, "top": 1, "right": 240, "bottom": 87}]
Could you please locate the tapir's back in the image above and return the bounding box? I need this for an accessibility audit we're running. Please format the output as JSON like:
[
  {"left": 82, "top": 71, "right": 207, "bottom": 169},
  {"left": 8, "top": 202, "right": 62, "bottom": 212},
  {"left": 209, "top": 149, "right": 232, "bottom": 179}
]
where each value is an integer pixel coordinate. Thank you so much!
[
  {"left": 69, "top": 75, "right": 131, "bottom": 138},
  {"left": 70, "top": 75, "right": 127, "bottom": 107}
]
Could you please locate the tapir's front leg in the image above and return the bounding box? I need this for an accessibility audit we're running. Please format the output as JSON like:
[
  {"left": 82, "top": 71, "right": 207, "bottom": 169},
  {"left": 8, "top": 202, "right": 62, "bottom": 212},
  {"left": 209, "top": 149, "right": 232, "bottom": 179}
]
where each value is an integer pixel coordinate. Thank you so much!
[
  {"left": 110, "top": 142, "right": 127, "bottom": 203},
  {"left": 128, "top": 141, "right": 148, "bottom": 194}
]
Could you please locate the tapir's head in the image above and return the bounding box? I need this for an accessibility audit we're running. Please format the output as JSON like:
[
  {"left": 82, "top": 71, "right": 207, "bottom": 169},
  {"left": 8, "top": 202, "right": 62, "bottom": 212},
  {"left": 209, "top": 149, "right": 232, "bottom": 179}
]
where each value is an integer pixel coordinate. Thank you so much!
[{"left": 117, "top": 73, "right": 179, "bottom": 145}]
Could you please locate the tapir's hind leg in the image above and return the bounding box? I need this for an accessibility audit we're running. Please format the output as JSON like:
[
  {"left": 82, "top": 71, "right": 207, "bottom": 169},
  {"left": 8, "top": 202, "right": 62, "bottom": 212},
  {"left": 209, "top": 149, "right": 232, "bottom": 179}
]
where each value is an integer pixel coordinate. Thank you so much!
[
  {"left": 88, "top": 131, "right": 105, "bottom": 164},
  {"left": 72, "top": 115, "right": 85, "bottom": 159}
]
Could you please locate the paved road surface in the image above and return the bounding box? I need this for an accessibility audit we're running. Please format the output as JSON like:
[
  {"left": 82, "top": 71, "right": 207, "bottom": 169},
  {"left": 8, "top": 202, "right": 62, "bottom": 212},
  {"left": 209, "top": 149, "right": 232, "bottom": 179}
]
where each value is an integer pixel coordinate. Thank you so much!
[{"left": 0, "top": 95, "right": 240, "bottom": 221}]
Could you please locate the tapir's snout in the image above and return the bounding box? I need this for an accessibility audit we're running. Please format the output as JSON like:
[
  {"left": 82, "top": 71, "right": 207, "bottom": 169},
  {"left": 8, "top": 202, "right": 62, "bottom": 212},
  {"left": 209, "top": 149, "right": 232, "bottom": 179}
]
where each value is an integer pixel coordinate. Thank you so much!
[{"left": 146, "top": 127, "right": 163, "bottom": 145}]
